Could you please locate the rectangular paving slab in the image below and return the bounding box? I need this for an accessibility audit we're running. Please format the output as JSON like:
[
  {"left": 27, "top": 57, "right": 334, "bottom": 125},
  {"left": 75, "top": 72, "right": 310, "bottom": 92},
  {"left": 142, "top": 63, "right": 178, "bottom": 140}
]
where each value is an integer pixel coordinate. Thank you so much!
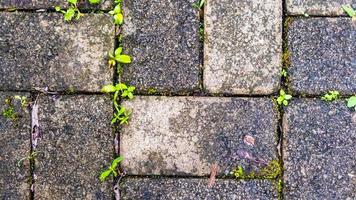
[
  {"left": 0, "top": 0, "right": 112, "bottom": 10},
  {"left": 288, "top": 18, "right": 356, "bottom": 95},
  {"left": 121, "top": 96, "right": 278, "bottom": 176},
  {"left": 283, "top": 99, "right": 356, "bottom": 199},
  {"left": 121, "top": 178, "right": 278, "bottom": 199},
  {"left": 34, "top": 95, "right": 113, "bottom": 199},
  {"left": 122, "top": 0, "right": 200, "bottom": 93},
  {"left": 0, "top": 92, "right": 31, "bottom": 199},
  {"left": 204, "top": 0, "right": 282, "bottom": 95},
  {"left": 0, "top": 12, "right": 114, "bottom": 92},
  {"left": 287, "top": 0, "right": 356, "bottom": 15}
]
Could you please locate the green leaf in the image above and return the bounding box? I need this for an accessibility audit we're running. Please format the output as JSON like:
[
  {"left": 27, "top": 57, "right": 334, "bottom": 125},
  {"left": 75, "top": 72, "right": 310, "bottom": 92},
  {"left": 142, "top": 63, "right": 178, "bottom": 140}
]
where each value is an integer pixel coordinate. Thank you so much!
[
  {"left": 199, "top": 0, "right": 205, "bottom": 8},
  {"left": 89, "top": 0, "right": 101, "bottom": 4},
  {"left": 55, "top": 6, "right": 61, "bottom": 11},
  {"left": 114, "top": 13, "right": 124, "bottom": 25},
  {"left": 111, "top": 117, "right": 118, "bottom": 124},
  {"left": 279, "top": 89, "right": 285, "bottom": 96},
  {"left": 283, "top": 100, "right": 288, "bottom": 106},
  {"left": 112, "top": 5, "right": 121, "bottom": 14},
  {"left": 342, "top": 5, "right": 356, "bottom": 17},
  {"left": 285, "top": 95, "right": 292, "bottom": 100},
  {"left": 347, "top": 96, "right": 356, "bottom": 108},
  {"left": 99, "top": 169, "right": 112, "bottom": 182},
  {"left": 101, "top": 85, "right": 116, "bottom": 93},
  {"left": 115, "top": 83, "right": 127, "bottom": 90},
  {"left": 116, "top": 55, "right": 132, "bottom": 64},
  {"left": 114, "top": 47, "right": 123, "bottom": 56},
  {"left": 277, "top": 96, "right": 284, "bottom": 105},
  {"left": 64, "top": 8, "right": 75, "bottom": 21},
  {"left": 67, "top": 0, "right": 78, "bottom": 5},
  {"left": 128, "top": 86, "right": 136, "bottom": 92},
  {"left": 111, "top": 156, "right": 124, "bottom": 169}
]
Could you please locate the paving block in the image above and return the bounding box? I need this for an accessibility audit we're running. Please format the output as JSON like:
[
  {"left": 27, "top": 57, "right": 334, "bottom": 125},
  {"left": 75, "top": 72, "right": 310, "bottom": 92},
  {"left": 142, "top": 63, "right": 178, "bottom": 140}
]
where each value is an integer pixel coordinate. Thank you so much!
[
  {"left": 288, "top": 18, "right": 356, "bottom": 95},
  {"left": 283, "top": 99, "right": 356, "bottom": 199},
  {"left": 34, "top": 95, "right": 113, "bottom": 199},
  {"left": 0, "top": 92, "right": 31, "bottom": 199},
  {"left": 121, "top": 96, "right": 278, "bottom": 176},
  {"left": 121, "top": 178, "right": 278, "bottom": 199},
  {"left": 122, "top": 0, "right": 200, "bottom": 93},
  {"left": 287, "top": 0, "right": 356, "bottom": 16},
  {"left": 204, "top": 0, "right": 282, "bottom": 95},
  {"left": 0, "top": 0, "right": 112, "bottom": 10},
  {"left": 0, "top": 13, "right": 114, "bottom": 92}
]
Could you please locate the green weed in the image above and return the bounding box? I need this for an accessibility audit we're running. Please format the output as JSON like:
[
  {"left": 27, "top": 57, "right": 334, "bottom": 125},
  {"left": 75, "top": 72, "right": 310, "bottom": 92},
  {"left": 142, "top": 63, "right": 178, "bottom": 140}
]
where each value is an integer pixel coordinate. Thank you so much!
[
  {"left": 14, "top": 95, "right": 28, "bottom": 108},
  {"left": 280, "top": 69, "right": 287, "bottom": 77},
  {"left": 342, "top": 5, "right": 356, "bottom": 18},
  {"left": 276, "top": 90, "right": 292, "bottom": 106},
  {"left": 55, "top": 0, "right": 83, "bottom": 22},
  {"left": 232, "top": 160, "right": 282, "bottom": 179},
  {"left": 108, "top": 47, "right": 132, "bottom": 70},
  {"left": 109, "top": 0, "right": 124, "bottom": 25},
  {"left": 89, "top": 0, "right": 101, "bottom": 4},
  {"left": 2, "top": 97, "right": 16, "bottom": 120},
  {"left": 321, "top": 91, "right": 340, "bottom": 102},
  {"left": 99, "top": 156, "right": 124, "bottom": 182},
  {"left": 347, "top": 96, "right": 356, "bottom": 111},
  {"left": 192, "top": 0, "right": 205, "bottom": 9},
  {"left": 17, "top": 151, "right": 39, "bottom": 167}
]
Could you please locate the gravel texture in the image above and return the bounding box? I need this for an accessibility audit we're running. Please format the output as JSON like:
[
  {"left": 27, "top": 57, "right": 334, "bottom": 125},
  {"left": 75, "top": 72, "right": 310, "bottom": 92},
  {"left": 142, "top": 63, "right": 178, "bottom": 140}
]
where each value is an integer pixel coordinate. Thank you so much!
[
  {"left": 0, "top": 0, "right": 113, "bottom": 10},
  {"left": 286, "top": 0, "right": 356, "bottom": 16}
]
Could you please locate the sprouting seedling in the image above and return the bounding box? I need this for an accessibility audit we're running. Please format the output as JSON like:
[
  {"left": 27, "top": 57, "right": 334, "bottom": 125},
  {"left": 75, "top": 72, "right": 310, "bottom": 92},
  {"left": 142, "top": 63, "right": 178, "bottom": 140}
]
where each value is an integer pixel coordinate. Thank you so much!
[
  {"left": 55, "top": 0, "right": 84, "bottom": 22},
  {"left": 99, "top": 156, "right": 124, "bottom": 182},
  {"left": 192, "top": 0, "right": 205, "bottom": 9},
  {"left": 102, "top": 83, "right": 135, "bottom": 124},
  {"left": 321, "top": 91, "right": 340, "bottom": 102},
  {"left": 276, "top": 89, "right": 292, "bottom": 106},
  {"left": 14, "top": 95, "right": 28, "bottom": 108},
  {"left": 108, "top": 47, "right": 132, "bottom": 71},
  {"left": 2, "top": 97, "right": 16, "bottom": 120},
  {"left": 280, "top": 69, "right": 287, "bottom": 77},
  {"left": 17, "top": 151, "right": 40, "bottom": 167},
  {"left": 342, "top": 5, "right": 356, "bottom": 18},
  {"left": 347, "top": 96, "right": 356, "bottom": 111},
  {"left": 109, "top": 3, "right": 124, "bottom": 25}
]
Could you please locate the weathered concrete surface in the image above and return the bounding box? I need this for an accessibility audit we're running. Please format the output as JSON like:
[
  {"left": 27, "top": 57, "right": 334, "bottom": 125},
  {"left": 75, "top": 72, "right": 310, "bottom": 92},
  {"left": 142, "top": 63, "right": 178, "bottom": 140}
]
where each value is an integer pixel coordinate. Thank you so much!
[
  {"left": 287, "top": 0, "right": 356, "bottom": 16},
  {"left": 288, "top": 18, "right": 356, "bottom": 95},
  {"left": 122, "top": 0, "right": 200, "bottom": 93},
  {"left": 204, "top": 0, "right": 282, "bottom": 95},
  {"left": 34, "top": 95, "right": 113, "bottom": 199},
  {"left": 0, "top": 92, "right": 31, "bottom": 199},
  {"left": 0, "top": 0, "right": 112, "bottom": 10},
  {"left": 0, "top": 13, "right": 114, "bottom": 92},
  {"left": 121, "top": 96, "right": 278, "bottom": 176},
  {"left": 121, "top": 178, "right": 278, "bottom": 199},
  {"left": 283, "top": 99, "right": 356, "bottom": 199}
]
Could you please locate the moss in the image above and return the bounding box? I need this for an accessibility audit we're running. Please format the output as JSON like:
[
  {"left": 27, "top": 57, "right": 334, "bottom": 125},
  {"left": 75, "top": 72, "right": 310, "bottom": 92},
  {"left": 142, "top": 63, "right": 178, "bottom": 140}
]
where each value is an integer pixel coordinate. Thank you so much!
[
  {"left": 147, "top": 88, "right": 157, "bottom": 95},
  {"left": 1, "top": 97, "right": 17, "bottom": 120},
  {"left": 232, "top": 159, "right": 282, "bottom": 179},
  {"left": 65, "top": 86, "right": 76, "bottom": 94}
]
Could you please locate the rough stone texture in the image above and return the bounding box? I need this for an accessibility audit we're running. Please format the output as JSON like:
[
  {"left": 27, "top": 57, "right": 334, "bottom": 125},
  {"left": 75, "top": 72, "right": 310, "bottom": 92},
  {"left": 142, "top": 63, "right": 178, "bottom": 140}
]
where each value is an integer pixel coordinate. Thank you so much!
[
  {"left": 283, "top": 99, "right": 356, "bottom": 199},
  {"left": 204, "top": 0, "right": 282, "bottom": 95},
  {"left": 121, "top": 96, "right": 278, "bottom": 176},
  {"left": 0, "top": 0, "right": 113, "bottom": 10},
  {"left": 0, "top": 92, "right": 31, "bottom": 200},
  {"left": 122, "top": 0, "right": 200, "bottom": 93},
  {"left": 288, "top": 18, "right": 356, "bottom": 95},
  {"left": 287, "top": 0, "right": 356, "bottom": 16},
  {"left": 121, "top": 178, "right": 278, "bottom": 200},
  {"left": 0, "top": 13, "right": 114, "bottom": 92},
  {"left": 34, "top": 95, "right": 113, "bottom": 199}
]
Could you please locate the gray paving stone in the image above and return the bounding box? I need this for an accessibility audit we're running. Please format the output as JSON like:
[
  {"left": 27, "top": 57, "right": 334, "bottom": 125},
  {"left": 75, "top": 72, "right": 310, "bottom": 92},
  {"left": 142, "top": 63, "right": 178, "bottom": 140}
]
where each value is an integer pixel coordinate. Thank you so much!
[
  {"left": 0, "top": 92, "right": 31, "bottom": 200},
  {"left": 34, "top": 95, "right": 113, "bottom": 199},
  {"left": 0, "top": 12, "right": 114, "bottom": 92},
  {"left": 204, "top": 0, "right": 282, "bottom": 95},
  {"left": 121, "top": 178, "right": 278, "bottom": 200},
  {"left": 283, "top": 99, "right": 356, "bottom": 199},
  {"left": 0, "top": 0, "right": 113, "bottom": 10},
  {"left": 288, "top": 18, "right": 356, "bottom": 95},
  {"left": 122, "top": 0, "right": 200, "bottom": 93},
  {"left": 287, "top": 0, "right": 356, "bottom": 16},
  {"left": 121, "top": 96, "right": 278, "bottom": 176}
]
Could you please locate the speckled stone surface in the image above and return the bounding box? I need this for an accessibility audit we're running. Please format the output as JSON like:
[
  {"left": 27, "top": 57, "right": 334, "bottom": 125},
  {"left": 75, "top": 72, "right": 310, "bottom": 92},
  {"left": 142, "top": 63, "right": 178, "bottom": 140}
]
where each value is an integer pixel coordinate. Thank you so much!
[
  {"left": 121, "top": 178, "right": 278, "bottom": 199},
  {"left": 287, "top": 0, "right": 356, "bottom": 15},
  {"left": 121, "top": 96, "right": 278, "bottom": 176},
  {"left": 34, "top": 95, "right": 113, "bottom": 199},
  {"left": 0, "top": 92, "right": 31, "bottom": 200},
  {"left": 204, "top": 0, "right": 282, "bottom": 95},
  {"left": 122, "top": 0, "right": 200, "bottom": 93},
  {"left": 283, "top": 99, "right": 356, "bottom": 199},
  {"left": 0, "top": 0, "right": 113, "bottom": 10},
  {"left": 0, "top": 13, "right": 114, "bottom": 92},
  {"left": 288, "top": 18, "right": 356, "bottom": 95}
]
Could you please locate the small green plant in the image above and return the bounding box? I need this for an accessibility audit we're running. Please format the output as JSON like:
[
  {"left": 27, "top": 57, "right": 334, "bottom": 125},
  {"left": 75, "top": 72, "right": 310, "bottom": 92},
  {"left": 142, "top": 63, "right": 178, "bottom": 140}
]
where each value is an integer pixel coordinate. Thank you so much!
[
  {"left": 2, "top": 97, "right": 16, "bottom": 120},
  {"left": 108, "top": 47, "right": 132, "bottom": 72},
  {"left": 102, "top": 83, "right": 135, "bottom": 124},
  {"left": 199, "top": 23, "right": 204, "bottom": 41},
  {"left": 14, "top": 95, "right": 28, "bottom": 108},
  {"left": 321, "top": 91, "right": 340, "bottom": 102},
  {"left": 232, "top": 160, "right": 282, "bottom": 179},
  {"left": 109, "top": 1, "right": 124, "bottom": 25},
  {"left": 192, "top": 0, "right": 205, "bottom": 9},
  {"left": 342, "top": 5, "right": 356, "bottom": 18},
  {"left": 280, "top": 69, "right": 287, "bottom": 77},
  {"left": 347, "top": 96, "right": 356, "bottom": 111},
  {"left": 89, "top": 0, "right": 101, "bottom": 4},
  {"left": 17, "top": 151, "right": 39, "bottom": 167},
  {"left": 276, "top": 90, "right": 292, "bottom": 106},
  {"left": 55, "top": 0, "right": 83, "bottom": 22},
  {"left": 99, "top": 156, "right": 124, "bottom": 182}
]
